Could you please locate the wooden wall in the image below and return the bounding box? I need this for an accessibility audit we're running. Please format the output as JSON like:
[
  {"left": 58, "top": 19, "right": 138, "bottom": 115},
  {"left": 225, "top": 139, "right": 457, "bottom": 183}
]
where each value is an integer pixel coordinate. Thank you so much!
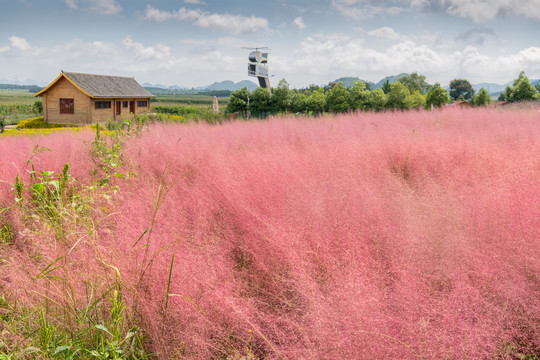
[{"left": 43, "top": 77, "right": 91, "bottom": 124}]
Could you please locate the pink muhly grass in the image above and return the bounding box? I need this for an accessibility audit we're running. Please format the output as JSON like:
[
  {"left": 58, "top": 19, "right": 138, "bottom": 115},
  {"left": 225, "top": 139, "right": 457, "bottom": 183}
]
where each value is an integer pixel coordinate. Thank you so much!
[
  {"left": 103, "top": 107, "right": 539, "bottom": 359},
  {"left": 1, "top": 108, "right": 539, "bottom": 359}
]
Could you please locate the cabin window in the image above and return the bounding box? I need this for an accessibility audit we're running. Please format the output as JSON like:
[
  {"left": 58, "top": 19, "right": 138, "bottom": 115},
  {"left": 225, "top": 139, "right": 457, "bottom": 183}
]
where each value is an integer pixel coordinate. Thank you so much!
[
  {"left": 60, "top": 99, "right": 74, "bottom": 114},
  {"left": 137, "top": 100, "right": 148, "bottom": 107},
  {"left": 95, "top": 101, "right": 111, "bottom": 109},
  {"left": 123, "top": 101, "right": 128, "bottom": 108}
]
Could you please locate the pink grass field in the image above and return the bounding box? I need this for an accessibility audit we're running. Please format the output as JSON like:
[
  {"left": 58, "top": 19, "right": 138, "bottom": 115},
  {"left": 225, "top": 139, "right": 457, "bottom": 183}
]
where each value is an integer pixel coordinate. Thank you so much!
[{"left": 1, "top": 108, "right": 539, "bottom": 359}]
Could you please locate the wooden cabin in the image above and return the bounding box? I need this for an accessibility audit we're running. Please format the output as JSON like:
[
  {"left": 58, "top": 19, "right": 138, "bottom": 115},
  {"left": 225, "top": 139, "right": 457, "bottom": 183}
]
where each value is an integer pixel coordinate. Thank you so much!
[{"left": 34, "top": 71, "right": 155, "bottom": 124}]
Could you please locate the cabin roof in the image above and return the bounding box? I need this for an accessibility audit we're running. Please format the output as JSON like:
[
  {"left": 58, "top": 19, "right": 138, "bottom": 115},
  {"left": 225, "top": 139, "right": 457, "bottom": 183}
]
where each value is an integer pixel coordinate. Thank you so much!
[{"left": 35, "top": 71, "right": 156, "bottom": 98}]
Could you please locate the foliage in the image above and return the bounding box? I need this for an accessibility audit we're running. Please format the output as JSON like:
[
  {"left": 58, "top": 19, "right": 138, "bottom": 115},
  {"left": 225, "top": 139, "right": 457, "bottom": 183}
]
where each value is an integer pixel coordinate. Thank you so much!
[
  {"left": 32, "top": 100, "right": 43, "bottom": 115},
  {"left": 304, "top": 88, "right": 326, "bottom": 115},
  {"left": 397, "top": 72, "right": 431, "bottom": 94},
  {"left": 386, "top": 82, "right": 410, "bottom": 110},
  {"left": 511, "top": 71, "right": 538, "bottom": 101},
  {"left": 425, "top": 83, "right": 450, "bottom": 109},
  {"left": 404, "top": 91, "right": 426, "bottom": 110},
  {"left": 367, "top": 88, "right": 387, "bottom": 111},
  {"left": 501, "top": 71, "right": 539, "bottom": 102},
  {"left": 348, "top": 81, "right": 370, "bottom": 110},
  {"left": 325, "top": 82, "right": 349, "bottom": 113},
  {"left": 248, "top": 87, "right": 272, "bottom": 117},
  {"left": 152, "top": 104, "right": 225, "bottom": 123},
  {"left": 226, "top": 87, "right": 250, "bottom": 115},
  {"left": 382, "top": 79, "right": 391, "bottom": 94},
  {"left": 17, "top": 117, "right": 77, "bottom": 129},
  {"left": 502, "top": 85, "right": 514, "bottom": 101},
  {"left": 290, "top": 92, "right": 307, "bottom": 114},
  {"left": 474, "top": 88, "right": 490, "bottom": 106},
  {"left": 271, "top": 79, "right": 292, "bottom": 114},
  {"left": 449, "top": 78, "right": 475, "bottom": 101}
]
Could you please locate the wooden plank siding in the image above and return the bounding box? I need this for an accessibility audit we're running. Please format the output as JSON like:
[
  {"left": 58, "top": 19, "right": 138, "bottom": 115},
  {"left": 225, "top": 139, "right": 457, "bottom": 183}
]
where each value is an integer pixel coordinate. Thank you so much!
[
  {"left": 89, "top": 98, "right": 151, "bottom": 123},
  {"left": 43, "top": 77, "right": 92, "bottom": 124}
]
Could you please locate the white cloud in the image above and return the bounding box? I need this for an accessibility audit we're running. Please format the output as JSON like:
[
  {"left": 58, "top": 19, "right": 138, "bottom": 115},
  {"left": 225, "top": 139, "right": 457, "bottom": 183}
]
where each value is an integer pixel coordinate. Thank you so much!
[
  {"left": 367, "top": 27, "right": 407, "bottom": 41},
  {"left": 144, "top": 5, "right": 269, "bottom": 34},
  {"left": 0, "top": 36, "right": 31, "bottom": 54},
  {"left": 9, "top": 36, "right": 30, "bottom": 52},
  {"left": 184, "top": 0, "right": 205, "bottom": 4},
  {"left": 443, "top": 0, "right": 540, "bottom": 21},
  {"left": 64, "top": 0, "right": 122, "bottom": 15},
  {"left": 272, "top": 34, "right": 540, "bottom": 86},
  {"left": 332, "top": 0, "right": 540, "bottom": 21},
  {"left": 122, "top": 36, "right": 172, "bottom": 61},
  {"left": 331, "top": 0, "right": 404, "bottom": 19},
  {"left": 292, "top": 17, "right": 306, "bottom": 30}
]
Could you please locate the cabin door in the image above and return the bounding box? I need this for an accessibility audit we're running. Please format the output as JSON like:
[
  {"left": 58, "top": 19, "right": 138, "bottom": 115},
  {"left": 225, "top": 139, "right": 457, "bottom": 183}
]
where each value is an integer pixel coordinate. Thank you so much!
[
  {"left": 129, "top": 101, "right": 135, "bottom": 114},
  {"left": 116, "top": 101, "right": 121, "bottom": 117}
]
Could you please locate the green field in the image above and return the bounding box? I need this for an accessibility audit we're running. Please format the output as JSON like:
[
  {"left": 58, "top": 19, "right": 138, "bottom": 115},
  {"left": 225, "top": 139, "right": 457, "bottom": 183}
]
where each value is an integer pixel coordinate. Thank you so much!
[
  {"left": 151, "top": 94, "right": 229, "bottom": 107},
  {"left": 0, "top": 89, "right": 37, "bottom": 105}
]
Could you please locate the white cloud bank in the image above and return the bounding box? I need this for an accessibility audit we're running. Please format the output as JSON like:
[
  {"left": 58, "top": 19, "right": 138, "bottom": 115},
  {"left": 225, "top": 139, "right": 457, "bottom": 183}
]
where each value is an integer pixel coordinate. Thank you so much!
[
  {"left": 144, "top": 5, "right": 269, "bottom": 34},
  {"left": 1, "top": 34, "right": 539, "bottom": 88},
  {"left": 331, "top": 0, "right": 540, "bottom": 21},
  {"left": 272, "top": 34, "right": 540, "bottom": 85},
  {"left": 0, "top": 36, "right": 31, "bottom": 54},
  {"left": 65, "top": 0, "right": 122, "bottom": 15}
]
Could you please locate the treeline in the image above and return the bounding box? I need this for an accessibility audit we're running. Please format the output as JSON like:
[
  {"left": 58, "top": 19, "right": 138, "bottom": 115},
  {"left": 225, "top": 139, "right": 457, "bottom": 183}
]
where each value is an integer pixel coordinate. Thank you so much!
[
  {"left": 0, "top": 84, "right": 43, "bottom": 93},
  {"left": 227, "top": 72, "right": 540, "bottom": 117}
]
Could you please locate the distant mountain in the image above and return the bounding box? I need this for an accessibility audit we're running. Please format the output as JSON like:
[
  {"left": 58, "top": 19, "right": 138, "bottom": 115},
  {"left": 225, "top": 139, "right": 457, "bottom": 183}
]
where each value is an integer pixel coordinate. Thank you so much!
[
  {"left": 330, "top": 77, "right": 375, "bottom": 89},
  {"left": 470, "top": 82, "right": 508, "bottom": 93},
  {"left": 197, "top": 80, "right": 258, "bottom": 91},
  {"left": 373, "top": 73, "right": 408, "bottom": 89},
  {"left": 142, "top": 83, "right": 185, "bottom": 90},
  {"left": 0, "top": 78, "right": 47, "bottom": 87}
]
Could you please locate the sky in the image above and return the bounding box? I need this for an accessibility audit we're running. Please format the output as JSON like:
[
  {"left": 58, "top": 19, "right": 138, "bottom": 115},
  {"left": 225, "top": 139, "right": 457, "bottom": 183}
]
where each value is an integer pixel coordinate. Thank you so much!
[{"left": 1, "top": 0, "right": 540, "bottom": 89}]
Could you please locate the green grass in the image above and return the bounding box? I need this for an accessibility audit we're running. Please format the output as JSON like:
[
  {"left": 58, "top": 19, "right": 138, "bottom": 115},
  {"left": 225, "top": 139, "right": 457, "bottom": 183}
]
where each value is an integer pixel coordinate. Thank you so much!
[
  {"left": 151, "top": 94, "right": 229, "bottom": 107},
  {"left": 0, "top": 90, "right": 37, "bottom": 106}
]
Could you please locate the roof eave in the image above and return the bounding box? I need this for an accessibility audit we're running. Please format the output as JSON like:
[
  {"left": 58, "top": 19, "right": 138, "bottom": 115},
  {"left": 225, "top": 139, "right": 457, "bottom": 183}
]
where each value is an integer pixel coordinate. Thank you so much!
[{"left": 34, "top": 73, "right": 94, "bottom": 98}]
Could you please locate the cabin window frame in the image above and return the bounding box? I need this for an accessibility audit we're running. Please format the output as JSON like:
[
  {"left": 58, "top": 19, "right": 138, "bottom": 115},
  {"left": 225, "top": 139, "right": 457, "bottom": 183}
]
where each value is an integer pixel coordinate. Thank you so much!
[
  {"left": 137, "top": 100, "right": 148, "bottom": 108},
  {"left": 122, "top": 101, "right": 128, "bottom": 108},
  {"left": 60, "top": 98, "right": 74, "bottom": 114},
  {"left": 95, "top": 101, "right": 112, "bottom": 109}
]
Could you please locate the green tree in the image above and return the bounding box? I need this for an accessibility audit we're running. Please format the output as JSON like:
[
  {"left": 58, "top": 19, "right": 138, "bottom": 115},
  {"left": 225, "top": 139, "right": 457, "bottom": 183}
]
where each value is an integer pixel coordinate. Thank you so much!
[
  {"left": 386, "top": 82, "right": 410, "bottom": 110},
  {"left": 382, "top": 79, "right": 391, "bottom": 94},
  {"left": 305, "top": 88, "right": 326, "bottom": 115},
  {"left": 425, "top": 83, "right": 450, "bottom": 109},
  {"left": 249, "top": 87, "right": 272, "bottom": 116},
  {"left": 502, "top": 85, "right": 513, "bottom": 102},
  {"left": 290, "top": 92, "right": 307, "bottom": 113},
  {"left": 225, "top": 87, "right": 250, "bottom": 115},
  {"left": 511, "top": 71, "right": 537, "bottom": 101},
  {"left": 398, "top": 72, "right": 430, "bottom": 94},
  {"left": 348, "top": 81, "right": 370, "bottom": 110},
  {"left": 449, "top": 79, "right": 474, "bottom": 101},
  {"left": 32, "top": 100, "right": 43, "bottom": 115},
  {"left": 404, "top": 91, "right": 426, "bottom": 110},
  {"left": 271, "top": 79, "right": 293, "bottom": 113},
  {"left": 325, "top": 82, "right": 350, "bottom": 113},
  {"left": 474, "top": 88, "right": 490, "bottom": 106},
  {"left": 535, "top": 83, "right": 540, "bottom": 93},
  {"left": 367, "top": 89, "right": 387, "bottom": 111}
]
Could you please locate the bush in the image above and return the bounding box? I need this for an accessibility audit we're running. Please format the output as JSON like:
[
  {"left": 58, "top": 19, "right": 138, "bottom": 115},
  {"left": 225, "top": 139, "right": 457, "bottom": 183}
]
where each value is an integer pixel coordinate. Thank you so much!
[{"left": 16, "top": 116, "right": 77, "bottom": 129}]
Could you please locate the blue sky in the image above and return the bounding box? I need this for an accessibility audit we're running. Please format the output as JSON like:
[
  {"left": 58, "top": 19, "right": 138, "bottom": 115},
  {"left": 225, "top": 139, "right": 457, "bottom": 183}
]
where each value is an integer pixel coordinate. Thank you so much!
[{"left": 1, "top": 0, "right": 539, "bottom": 88}]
